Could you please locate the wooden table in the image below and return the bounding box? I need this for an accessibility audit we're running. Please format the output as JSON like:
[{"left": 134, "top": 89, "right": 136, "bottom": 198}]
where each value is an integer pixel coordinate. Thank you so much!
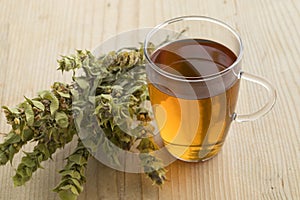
[{"left": 0, "top": 0, "right": 299, "bottom": 199}]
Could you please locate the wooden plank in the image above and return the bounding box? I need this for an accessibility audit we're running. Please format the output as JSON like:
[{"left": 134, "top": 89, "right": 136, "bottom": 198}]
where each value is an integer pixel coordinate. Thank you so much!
[{"left": 0, "top": 0, "right": 299, "bottom": 199}]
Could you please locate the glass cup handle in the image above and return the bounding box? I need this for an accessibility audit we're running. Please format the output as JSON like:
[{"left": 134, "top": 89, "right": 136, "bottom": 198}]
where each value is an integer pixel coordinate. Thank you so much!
[{"left": 233, "top": 71, "right": 277, "bottom": 122}]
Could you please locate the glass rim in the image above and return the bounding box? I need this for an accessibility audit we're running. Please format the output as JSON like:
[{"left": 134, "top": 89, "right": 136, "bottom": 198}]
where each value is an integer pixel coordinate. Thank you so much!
[{"left": 144, "top": 15, "right": 244, "bottom": 82}]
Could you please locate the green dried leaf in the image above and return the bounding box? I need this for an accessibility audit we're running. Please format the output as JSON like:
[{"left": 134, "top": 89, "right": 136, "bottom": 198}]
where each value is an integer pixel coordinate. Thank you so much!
[
  {"left": 2, "top": 106, "right": 20, "bottom": 114},
  {"left": 74, "top": 77, "right": 89, "bottom": 90},
  {"left": 72, "top": 171, "right": 81, "bottom": 180},
  {"left": 24, "top": 96, "right": 33, "bottom": 104},
  {"left": 32, "top": 100, "right": 45, "bottom": 111},
  {"left": 58, "top": 190, "right": 77, "bottom": 200},
  {"left": 0, "top": 151, "right": 8, "bottom": 165},
  {"left": 21, "top": 128, "right": 33, "bottom": 141},
  {"left": 36, "top": 143, "right": 50, "bottom": 160},
  {"left": 58, "top": 185, "right": 72, "bottom": 190},
  {"left": 59, "top": 170, "right": 73, "bottom": 177},
  {"left": 55, "top": 112, "right": 69, "bottom": 128},
  {"left": 60, "top": 170, "right": 81, "bottom": 180},
  {"left": 13, "top": 174, "right": 24, "bottom": 186},
  {"left": 25, "top": 167, "right": 33, "bottom": 178},
  {"left": 68, "top": 154, "right": 87, "bottom": 166},
  {"left": 37, "top": 154, "right": 44, "bottom": 165},
  {"left": 24, "top": 103, "right": 34, "bottom": 126},
  {"left": 55, "top": 184, "right": 80, "bottom": 196},
  {"left": 38, "top": 90, "right": 59, "bottom": 115},
  {"left": 8, "top": 145, "right": 17, "bottom": 164},
  {"left": 21, "top": 156, "right": 36, "bottom": 168},
  {"left": 69, "top": 178, "right": 83, "bottom": 193},
  {"left": 5, "top": 132, "right": 21, "bottom": 144},
  {"left": 57, "top": 91, "right": 71, "bottom": 98},
  {"left": 119, "top": 134, "right": 131, "bottom": 143},
  {"left": 70, "top": 185, "right": 80, "bottom": 195}
]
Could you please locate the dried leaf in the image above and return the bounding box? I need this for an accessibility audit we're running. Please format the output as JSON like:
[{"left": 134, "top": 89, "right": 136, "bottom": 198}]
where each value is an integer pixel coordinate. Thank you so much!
[
  {"left": 69, "top": 178, "right": 83, "bottom": 193},
  {"left": 70, "top": 185, "right": 79, "bottom": 195},
  {"left": 74, "top": 77, "right": 89, "bottom": 90},
  {"left": 38, "top": 90, "right": 59, "bottom": 115},
  {"left": 21, "top": 156, "right": 36, "bottom": 168},
  {"left": 55, "top": 112, "right": 69, "bottom": 128},
  {"left": 13, "top": 174, "right": 23, "bottom": 186},
  {"left": 60, "top": 170, "right": 81, "bottom": 180},
  {"left": 5, "top": 133, "right": 21, "bottom": 144},
  {"left": 68, "top": 154, "right": 87, "bottom": 166},
  {"left": 32, "top": 100, "right": 45, "bottom": 111},
  {"left": 57, "top": 91, "right": 71, "bottom": 98},
  {"left": 58, "top": 190, "right": 77, "bottom": 200},
  {"left": 8, "top": 145, "right": 17, "bottom": 164},
  {"left": 2, "top": 106, "right": 20, "bottom": 114},
  {"left": 24, "top": 103, "right": 34, "bottom": 126},
  {"left": 0, "top": 151, "right": 8, "bottom": 165},
  {"left": 21, "top": 128, "right": 33, "bottom": 141}
]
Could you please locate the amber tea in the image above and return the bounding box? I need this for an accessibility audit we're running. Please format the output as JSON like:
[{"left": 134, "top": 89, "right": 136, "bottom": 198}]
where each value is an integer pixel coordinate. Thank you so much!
[
  {"left": 148, "top": 39, "right": 240, "bottom": 161},
  {"left": 145, "top": 16, "right": 276, "bottom": 162}
]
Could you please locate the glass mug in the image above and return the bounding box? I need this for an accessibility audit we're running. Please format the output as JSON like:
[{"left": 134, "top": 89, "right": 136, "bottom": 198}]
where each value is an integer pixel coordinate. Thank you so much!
[{"left": 144, "top": 16, "right": 276, "bottom": 162}]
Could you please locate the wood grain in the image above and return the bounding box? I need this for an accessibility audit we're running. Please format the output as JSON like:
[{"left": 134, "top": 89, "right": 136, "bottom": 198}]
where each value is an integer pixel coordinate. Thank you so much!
[{"left": 0, "top": 0, "right": 299, "bottom": 199}]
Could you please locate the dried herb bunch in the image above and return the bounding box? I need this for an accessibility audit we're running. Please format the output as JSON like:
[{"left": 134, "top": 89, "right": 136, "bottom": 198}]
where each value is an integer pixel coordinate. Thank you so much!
[
  {"left": 0, "top": 83, "right": 76, "bottom": 186},
  {"left": 0, "top": 46, "right": 166, "bottom": 200}
]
